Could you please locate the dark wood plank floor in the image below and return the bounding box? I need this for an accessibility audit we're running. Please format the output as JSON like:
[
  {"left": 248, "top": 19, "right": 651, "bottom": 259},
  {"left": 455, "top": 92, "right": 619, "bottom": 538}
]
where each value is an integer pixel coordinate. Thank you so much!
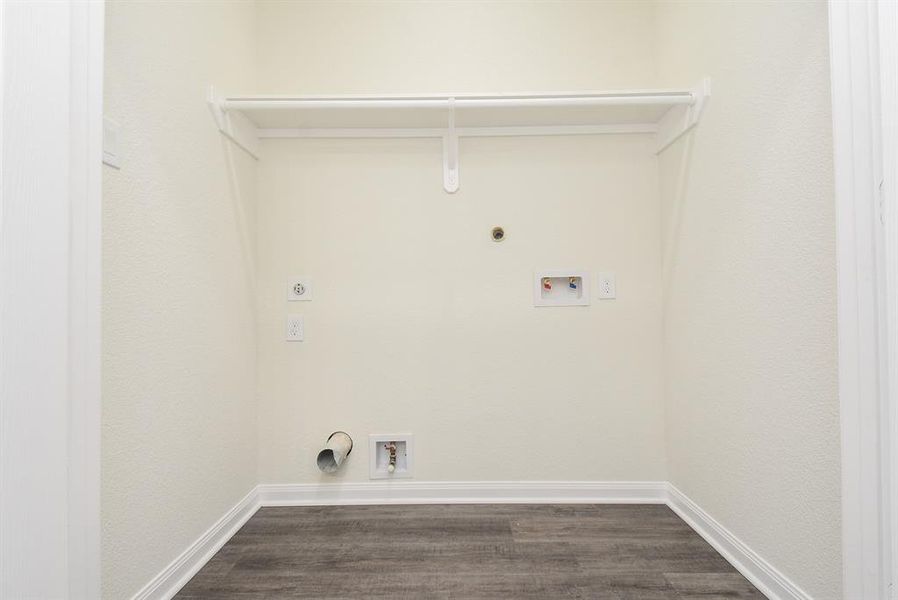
[{"left": 175, "top": 504, "right": 766, "bottom": 599}]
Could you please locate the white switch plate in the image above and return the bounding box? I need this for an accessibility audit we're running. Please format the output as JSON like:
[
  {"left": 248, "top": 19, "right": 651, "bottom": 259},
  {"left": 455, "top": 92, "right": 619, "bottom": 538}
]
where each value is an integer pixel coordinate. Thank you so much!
[
  {"left": 286, "top": 277, "right": 312, "bottom": 301},
  {"left": 598, "top": 272, "right": 616, "bottom": 299},
  {"left": 286, "top": 314, "right": 304, "bottom": 341}
]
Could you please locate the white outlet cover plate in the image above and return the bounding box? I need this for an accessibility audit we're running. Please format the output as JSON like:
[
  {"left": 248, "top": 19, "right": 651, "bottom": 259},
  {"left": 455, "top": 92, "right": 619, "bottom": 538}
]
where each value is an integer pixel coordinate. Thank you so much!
[
  {"left": 597, "top": 271, "right": 616, "bottom": 299},
  {"left": 369, "top": 433, "right": 414, "bottom": 479},
  {"left": 286, "top": 314, "right": 304, "bottom": 341},
  {"left": 287, "top": 277, "right": 312, "bottom": 301},
  {"left": 533, "top": 269, "right": 591, "bottom": 307}
]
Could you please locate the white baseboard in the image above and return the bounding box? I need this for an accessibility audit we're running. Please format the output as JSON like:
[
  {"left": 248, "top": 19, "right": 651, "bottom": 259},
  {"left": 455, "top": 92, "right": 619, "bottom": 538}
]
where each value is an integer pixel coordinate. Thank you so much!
[
  {"left": 133, "top": 481, "right": 813, "bottom": 600},
  {"left": 130, "top": 487, "right": 260, "bottom": 600},
  {"left": 665, "top": 483, "right": 811, "bottom": 600},
  {"left": 257, "top": 480, "right": 667, "bottom": 506}
]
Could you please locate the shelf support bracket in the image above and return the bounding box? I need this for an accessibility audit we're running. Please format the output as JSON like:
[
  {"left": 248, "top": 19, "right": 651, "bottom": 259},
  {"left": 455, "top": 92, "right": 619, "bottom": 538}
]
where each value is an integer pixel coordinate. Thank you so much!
[
  {"left": 655, "top": 77, "right": 711, "bottom": 154},
  {"left": 442, "top": 97, "right": 459, "bottom": 193},
  {"left": 207, "top": 86, "right": 260, "bottom": 160}
]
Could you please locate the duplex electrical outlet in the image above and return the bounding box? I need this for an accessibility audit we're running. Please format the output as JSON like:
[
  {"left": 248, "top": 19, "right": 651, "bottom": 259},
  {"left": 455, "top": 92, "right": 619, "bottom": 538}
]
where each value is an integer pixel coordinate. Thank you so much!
[
  {"left": 286, "top": 314, "right": 304, "bottom": 341},
  {"left": 598, "top": 272, "right": 616, "bottom": 299}
]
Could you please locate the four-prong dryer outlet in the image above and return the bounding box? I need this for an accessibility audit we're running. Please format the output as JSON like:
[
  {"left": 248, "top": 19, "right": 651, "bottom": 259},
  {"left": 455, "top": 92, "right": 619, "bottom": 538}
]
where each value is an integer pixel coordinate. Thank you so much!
[
  {"left": 286, "top": 277, "right": 312, "bottom": 301},
  {"left": 369, "top": 434, "right": 414, "bottom": 479}
]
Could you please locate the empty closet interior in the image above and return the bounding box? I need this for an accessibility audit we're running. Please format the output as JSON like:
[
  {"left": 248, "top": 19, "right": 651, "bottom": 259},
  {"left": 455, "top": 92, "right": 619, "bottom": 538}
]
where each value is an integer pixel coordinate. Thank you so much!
[{"left": 102, "top": 1, "right": 839, "bottom": 599}]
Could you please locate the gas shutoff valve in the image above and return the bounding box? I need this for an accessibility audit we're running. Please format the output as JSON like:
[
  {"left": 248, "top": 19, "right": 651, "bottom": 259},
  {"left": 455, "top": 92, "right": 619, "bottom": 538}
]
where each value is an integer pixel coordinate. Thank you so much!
[{"left": 384, "top": 442, "right": 397, "bottom": 473}]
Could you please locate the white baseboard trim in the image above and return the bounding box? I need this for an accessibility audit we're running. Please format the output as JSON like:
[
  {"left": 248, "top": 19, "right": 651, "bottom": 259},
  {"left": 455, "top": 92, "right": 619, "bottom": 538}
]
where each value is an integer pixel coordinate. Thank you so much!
[
  {"left": 257, "top": 480, "right": 668, "bottom": 506},
  {"left": 665, "top": 483, "right": 811, "bottom": 600},
  {"left": 133, "top": 481, "right": 813, "bottom": 600},
  {"left": 130, "top": 486, "right": 260, "bottom": 600}
]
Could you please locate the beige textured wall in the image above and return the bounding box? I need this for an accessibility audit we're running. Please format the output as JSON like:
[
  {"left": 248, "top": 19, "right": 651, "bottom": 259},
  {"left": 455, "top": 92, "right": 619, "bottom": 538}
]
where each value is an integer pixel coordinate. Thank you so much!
[
  {"left": 102, "top": 1, "right": 257, "bottom": 598},
  {"left": 102, "top": 2, "right": 841, "bottom": 598},
  {"left": 654, "top": 1, "right": 840, "bottom": 598},
  {"left": 254, "top": 0, "right": 668, "bottom": 484},
  {"left": 255, "top": 0, "right": 657, "bottom": 95}
]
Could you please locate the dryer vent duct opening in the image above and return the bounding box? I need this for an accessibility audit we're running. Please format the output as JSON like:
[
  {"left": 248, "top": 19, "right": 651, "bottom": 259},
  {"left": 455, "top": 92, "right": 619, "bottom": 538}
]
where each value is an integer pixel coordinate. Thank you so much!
[{"left": 316, "top": 431, "right": 353, "bottom": 473}]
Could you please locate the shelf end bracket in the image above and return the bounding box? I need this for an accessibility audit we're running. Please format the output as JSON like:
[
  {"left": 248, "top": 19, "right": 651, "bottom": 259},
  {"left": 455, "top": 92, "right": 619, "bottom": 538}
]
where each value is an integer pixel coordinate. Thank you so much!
[
  {"left": 207, "top": 85, "right": 260, "bottom": 160},
  {"left": 655, "top": 77, "right": 711, "bottom": 154}
]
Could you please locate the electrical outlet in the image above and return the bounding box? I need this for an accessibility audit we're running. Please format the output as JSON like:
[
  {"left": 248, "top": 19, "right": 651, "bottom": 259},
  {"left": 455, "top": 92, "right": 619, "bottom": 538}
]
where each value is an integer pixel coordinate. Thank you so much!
[
  {"left": 598, "top": 272, "right": 616, "bottom": 299},
  {"left": 286, "top": 314, "right": 304, "bottom": 341},
  {"left": 287, "top": 277, "right": 312, "bottom": 301}
]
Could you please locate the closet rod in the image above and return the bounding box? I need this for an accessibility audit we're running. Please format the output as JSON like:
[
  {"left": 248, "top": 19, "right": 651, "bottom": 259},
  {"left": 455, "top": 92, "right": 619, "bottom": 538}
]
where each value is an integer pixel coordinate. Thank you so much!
[{"left": 221, "top": 93, "right": 695, "bottom": 111}]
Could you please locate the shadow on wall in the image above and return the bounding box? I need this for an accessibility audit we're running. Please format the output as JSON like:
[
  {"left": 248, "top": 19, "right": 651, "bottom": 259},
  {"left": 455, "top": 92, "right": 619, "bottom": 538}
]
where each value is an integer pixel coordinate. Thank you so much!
[
  {"left": 661, "top": 133, "right": 696, "bottom": 300},
  {"left": 221, "top": 137, "right": 258, "bottom": 298}
]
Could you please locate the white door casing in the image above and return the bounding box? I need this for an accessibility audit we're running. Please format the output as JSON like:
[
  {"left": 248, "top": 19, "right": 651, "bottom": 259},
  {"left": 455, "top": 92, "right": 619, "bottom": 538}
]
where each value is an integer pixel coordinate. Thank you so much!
[{"left": 0, "top": 0, "right": 103, "bottom": 597}]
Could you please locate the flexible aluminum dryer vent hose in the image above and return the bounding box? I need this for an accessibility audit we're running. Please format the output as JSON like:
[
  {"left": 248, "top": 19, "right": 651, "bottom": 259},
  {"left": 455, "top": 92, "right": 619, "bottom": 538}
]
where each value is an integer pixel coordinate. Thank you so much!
[{"left": 316, "top": 431, "right": 353, "bottom": 473}]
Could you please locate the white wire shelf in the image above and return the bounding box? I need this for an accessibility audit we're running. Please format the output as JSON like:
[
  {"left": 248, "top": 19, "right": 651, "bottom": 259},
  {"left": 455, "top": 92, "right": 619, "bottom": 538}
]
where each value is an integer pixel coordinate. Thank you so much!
[{"left": 208, "top": 79, "right": 710, "bottom": 193}]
